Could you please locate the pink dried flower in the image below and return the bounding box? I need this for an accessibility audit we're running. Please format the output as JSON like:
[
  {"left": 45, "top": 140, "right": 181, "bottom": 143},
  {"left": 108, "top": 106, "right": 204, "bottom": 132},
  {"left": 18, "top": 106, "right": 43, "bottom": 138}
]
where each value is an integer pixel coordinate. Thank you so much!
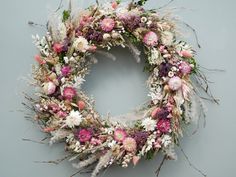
[
  {"left": 151, "top": 107, "right": 161, "bottom": 119},
  {"left": 179, "top": 61, "right": 192, "bottom": 74},
  {"left": 61, "top": 66, "right": 71, "bottom": 76},
  {"left": 43, "top": 81, "right": 56, "bottom": 95},
  {"left": 180, "top": 50, "right": 193, "bottom": 58},
  {"left": 53, "top": 43, "right": 63, "bottom": 53},
  {"left": 56, "top": 111, "right": 67, "bottom": 118},
  {"left": 123, "top": 137, "right": 137, "bottom": 152},
  {"left": 76, "top": 129, "right": 92, "bottom": 143},
  {"left": 157, "top": 119, "right": 171, "bottom": 133},
  {"left": 49, "top": 104, "right": 60, "bottom": 113},
  {"left": 143, "top": 31, "right": 158, "bottom": 46},
  {"left": 34, "top": 55, "right": 46, "bottom": 65},
  {"left": 114, "top": 129, "right": 127, "bottom": 142},
  {"left": 91, "top": 138, "right": 102, "bottom": 145},
  {"left": 111, "top": 1, "right": 118, "bottom": 9},
  {"left": 79, "top": 15, "right": 93, "bottom": 27},
  {"left": 100, "top": 18, "right": 115, "bottom": 32},
  {"left": 168, "top": 76, "right": 182, "bottom": 91},
  {"left": 132, "top": 156, "right": 140, "bottom": 166},
  {"left": 63, "top": 87, "right": 77, "bottom": 100}
]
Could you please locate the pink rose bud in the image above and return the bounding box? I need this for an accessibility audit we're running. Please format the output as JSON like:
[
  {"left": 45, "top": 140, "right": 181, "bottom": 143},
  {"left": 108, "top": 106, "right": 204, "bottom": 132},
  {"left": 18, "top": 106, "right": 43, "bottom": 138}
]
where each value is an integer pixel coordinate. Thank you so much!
[
  {"left": 53, "top": 43, "right": 63, "bottom": 53},
  {"left": 77, "top": 100, "right": 86, "bottom": 110},
  {"left": 180, "top": 50, "right": 193, "bottom": 58},
  {"left": 34, "top": 55, "right": 46, "bottom": 65},
  {"left": 132, "top": 156, "right": 140, "bottom": 166},
  {"left": 111, "top": 1, "right": 118, "bottom": 9}
]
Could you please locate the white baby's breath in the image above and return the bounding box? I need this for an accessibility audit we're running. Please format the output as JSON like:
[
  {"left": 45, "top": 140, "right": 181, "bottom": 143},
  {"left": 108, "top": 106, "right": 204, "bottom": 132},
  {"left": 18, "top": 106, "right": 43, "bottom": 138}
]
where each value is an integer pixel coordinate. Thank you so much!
[{"left": 161, "top": 135, "right": 172, "bottom": 148}]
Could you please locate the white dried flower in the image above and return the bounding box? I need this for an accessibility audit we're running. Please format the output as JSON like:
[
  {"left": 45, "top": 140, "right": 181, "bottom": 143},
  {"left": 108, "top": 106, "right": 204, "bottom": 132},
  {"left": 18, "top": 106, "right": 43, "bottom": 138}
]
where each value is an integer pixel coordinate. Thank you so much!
[
  {"left": 103, "top": 33, "right": 111, "bottom": 40},
  {"left": 142, "top": 117, "right": 156, "bottom": 131},
  {"left": 73, "top": 36, "right": 89, "bottom": 53},
  {"left": 161, "top": 31, "right": 174, "bottom": 46},
  {"left": 148, "top": 89, "right": 163, "bottom": 105},
  {"left": 74, "top": 76, "right": 85, "bottom": 88},
  {"left": 141, "top": 16, "right": 147, "bottom": 23},
  {"left": 161, "top": 135, "right": 172, "bottom": 147},
  {"left": 65, "top": 110, "right": 83, "bottom": 128},
  {"left": 107, "top": 140, "right": 116, "bottom": 148},
  {"left": 149, "top": 48, "right": 161, "bottom": 65}
]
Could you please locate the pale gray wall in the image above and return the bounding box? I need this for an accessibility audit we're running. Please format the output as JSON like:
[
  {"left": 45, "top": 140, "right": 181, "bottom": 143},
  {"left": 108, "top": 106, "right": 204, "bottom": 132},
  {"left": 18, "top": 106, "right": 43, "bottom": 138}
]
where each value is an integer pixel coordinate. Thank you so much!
[{"left": 0, "top": 0, "right": 235, "bottom": 177}]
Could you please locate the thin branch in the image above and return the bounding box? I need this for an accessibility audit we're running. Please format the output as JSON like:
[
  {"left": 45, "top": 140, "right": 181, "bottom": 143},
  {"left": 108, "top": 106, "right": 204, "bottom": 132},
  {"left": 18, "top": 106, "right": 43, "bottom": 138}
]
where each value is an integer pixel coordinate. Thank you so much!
[
  {"left": 28, "top": 21, "right": 45, "bottom": 28},
  {"left": 96, "top": 0, "right": 99, "bottom": 6},
  {"left": 55, "top": 0, "right": 63, "bottom": 12},
  {"left": 22, "top": 138, "right": 47, "bottom": 144},
  {"left": 34, "top": 154, "right": 72, "bottom": 165},
  {"left": 179, "top": 145, "right": 207, "bottom": 177},
  {"left": 182, "top": 21, "right": 201, "bottom": 48},
  {"left": 157, "top": 0, "right": 175, "bottom": 10},
  {"left": 199, "top": 65, "right": 225, "bottom": 72},
  {"left": 155, "top": 155, "right": 167, "bottom": 177}
]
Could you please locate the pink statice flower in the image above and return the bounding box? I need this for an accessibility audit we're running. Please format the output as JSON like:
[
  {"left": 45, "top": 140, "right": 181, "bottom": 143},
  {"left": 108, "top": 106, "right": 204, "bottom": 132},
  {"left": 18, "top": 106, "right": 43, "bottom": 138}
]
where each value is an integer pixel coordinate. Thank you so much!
[
  {"left": 100, "top": 18, "right": 115, "bottom": 32},
  {"left": 48, "top": 104, "right": 60, "bottom": 113},
  {"left": 63, "top": 87, "right": 77, "bottom": 100},
  {"left": 79, "top": 15, "right": 93, "bottom": 28},
  {"left": 61, "top": 66, "right": 71, "bottom": 76},
  {"left": 114, "top": 129, "right": 127, "bottom": 142},
  {"left": 143, "top": 31, "right": 158, "bottom": 46},
  {"left": 157, "top": 119, "right": 171, "bottom": 133},
  {"left": 53, "top": 43, "right": 63, "bottom": 53},
  {"left": 56, "top": 111, "right": 67, "bottom": 118},
  {"left": 168, "top": 76, "right": 182, "bottom": 91},
  {"left": 90, "top": 138, "right": 102, "bottom": 145},
  {"left": 123, "top": 137, "right": 137, "bottom": 152},
  {"left": 179, "top": 61, "right": 192, "bottom": 74},
  {"left": 75, "top": 129, "right": 93, "bottom": 143}
]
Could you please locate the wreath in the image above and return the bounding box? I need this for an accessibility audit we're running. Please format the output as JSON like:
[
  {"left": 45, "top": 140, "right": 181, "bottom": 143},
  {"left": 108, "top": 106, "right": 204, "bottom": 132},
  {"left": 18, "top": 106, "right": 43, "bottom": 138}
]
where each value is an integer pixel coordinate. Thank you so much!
[{"left": 26, "top": 0, "right": 218, "bottom": 176}]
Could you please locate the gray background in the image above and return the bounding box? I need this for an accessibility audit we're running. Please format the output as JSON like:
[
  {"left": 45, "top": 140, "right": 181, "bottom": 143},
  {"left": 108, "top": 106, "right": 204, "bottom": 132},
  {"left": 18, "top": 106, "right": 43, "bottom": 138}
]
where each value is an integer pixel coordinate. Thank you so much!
[{"left": 0, "top": 0, "right": 235, "bottom": 177}]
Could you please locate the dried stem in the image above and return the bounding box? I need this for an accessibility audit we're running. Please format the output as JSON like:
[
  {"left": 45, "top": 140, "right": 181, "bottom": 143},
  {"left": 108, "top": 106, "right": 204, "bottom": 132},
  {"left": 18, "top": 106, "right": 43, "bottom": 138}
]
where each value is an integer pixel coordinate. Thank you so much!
[
  {"left": 157, "top": 0, "right": 175, "bottom": 10},
  {"left": 28, "top": 21, "right": 45, "bottom": 28},
  {"left": 70, "top": 165, "right": 92, "bottom": 177},
  {"left": 34, "top": 154, "right": 72, "bottom": 165},
  {"left": 179, "top": 145, "right": 207, "bottom": 177},
  {"left": 22, "top": 138, "right": 47, "bottom": 144},
  {"left": 155, "top": 155, "right": 167, "bottom": 177},
  {"left": 182, "top": 21, "right": 201, "bottom": 48},
  {"left": 55, "top": 0, "right": 63, "bottom": 12}
]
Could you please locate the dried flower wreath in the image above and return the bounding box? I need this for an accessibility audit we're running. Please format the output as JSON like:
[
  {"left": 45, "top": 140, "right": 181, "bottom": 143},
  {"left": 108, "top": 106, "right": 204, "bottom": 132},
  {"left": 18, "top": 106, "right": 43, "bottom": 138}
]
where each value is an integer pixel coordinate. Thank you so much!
[{"left": 25, "top": 0, "right": 218, "bottom": 176}]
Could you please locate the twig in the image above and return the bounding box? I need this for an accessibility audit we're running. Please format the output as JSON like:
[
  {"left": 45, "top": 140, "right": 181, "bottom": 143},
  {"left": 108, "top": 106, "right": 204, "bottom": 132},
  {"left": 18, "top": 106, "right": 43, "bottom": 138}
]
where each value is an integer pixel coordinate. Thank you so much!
[
  {"left": 155, "top": 155, "right": 167, "bottom": 177},
  {"left": 55, "top": 0, "right": 63, "bottom": 12},
  {"left": 96, "top": 0, "right": 99, "bottom": 6},
  {"left": 182, "top": 21, "right": 201, "bottom": 48},
  {"left": 157, "top": 0, "right": 175, "bottom": 10},
  {"left": 22, "top": 138, "right": 46, "bottom": 144},
  {"left": 70, "top": 165, "right": 92, "bottom": 177},
  {"left": 28, "top": 21, "right": 45, "bottom": 28},
  {"left": 179, "top": 145, "right": 207, "bottom": 177},
  {"left": 34, "top": 154, "right": 72, "bottom": 165},
  {"left": 199, "top": 65, "right": 225, "bottom": 72}
]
